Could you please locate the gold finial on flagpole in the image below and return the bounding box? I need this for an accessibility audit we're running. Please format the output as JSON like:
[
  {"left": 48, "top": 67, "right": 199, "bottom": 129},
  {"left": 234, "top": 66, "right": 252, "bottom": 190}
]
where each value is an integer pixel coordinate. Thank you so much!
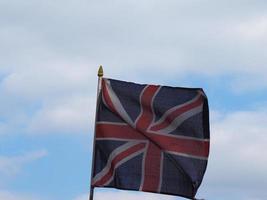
[{"left": 98, "top": 65, "right": 104, "bottom": 77}]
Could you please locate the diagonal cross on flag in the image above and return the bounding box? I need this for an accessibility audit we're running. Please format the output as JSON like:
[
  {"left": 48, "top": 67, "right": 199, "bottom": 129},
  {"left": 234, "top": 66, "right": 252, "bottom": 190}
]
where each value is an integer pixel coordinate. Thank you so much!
[{"left": 92, "top": 79, "right": 209, "bottom": 197}]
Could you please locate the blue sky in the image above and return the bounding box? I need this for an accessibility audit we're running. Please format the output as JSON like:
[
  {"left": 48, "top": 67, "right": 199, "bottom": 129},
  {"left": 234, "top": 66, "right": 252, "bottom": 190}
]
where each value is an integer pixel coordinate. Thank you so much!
[{"left": 1, "top": 0, "right": 267, "bottom": 200}]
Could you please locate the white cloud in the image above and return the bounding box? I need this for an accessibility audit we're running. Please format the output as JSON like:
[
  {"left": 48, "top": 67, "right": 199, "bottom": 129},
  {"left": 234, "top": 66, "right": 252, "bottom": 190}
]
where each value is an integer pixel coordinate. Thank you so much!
[
  {"left": 0, "top": 0, "right": 267, "bottom": 82},
  {"left": 0, "top": 190, "right": 42, "bottom": 200},
  {"left": 199, "top": 109, "right": 267, "bottom": 199},
  {"left": 235, "top": 15, "right": 267, "bottom": 41},
  {"left": 0, "top": 61, "right": 98, "bottom": 135},
  {"left": 1, "top": 61, "right": 96, "bottom": 100},
  {"left": 0, "top": 150, "right": 48, "bottom": 176},
  {"left": 73, "top": 193, "right": 88, "bottom": 200},
  {"left": 28, "top": 95, "right": 95, "bottom": 135},
  {"left": 93, "top": 188, "right": 180, "bottom": 200}
]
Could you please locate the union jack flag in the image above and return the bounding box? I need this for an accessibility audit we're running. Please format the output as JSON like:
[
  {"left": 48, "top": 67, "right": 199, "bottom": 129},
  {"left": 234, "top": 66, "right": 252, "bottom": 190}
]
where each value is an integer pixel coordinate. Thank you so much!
[{"left": 92, "top": 78, "right": 210, "bottom": 199}]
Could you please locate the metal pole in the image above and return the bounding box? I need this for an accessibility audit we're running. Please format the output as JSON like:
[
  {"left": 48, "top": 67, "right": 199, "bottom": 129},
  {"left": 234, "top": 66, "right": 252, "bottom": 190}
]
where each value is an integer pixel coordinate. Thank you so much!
[{"left": 89, "top": 65, "right": 104, "bottom": 200}]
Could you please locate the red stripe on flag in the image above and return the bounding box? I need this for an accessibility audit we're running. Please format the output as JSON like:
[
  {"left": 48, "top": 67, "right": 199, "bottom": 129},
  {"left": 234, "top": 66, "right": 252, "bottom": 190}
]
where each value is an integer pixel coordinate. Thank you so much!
[
  {"left": 102, "top": 79, "right": 117, "bottom": 114},
  {"left": 96, "top": 124, "right": 146, "bottom": 140},
  {"left": 93, "top": 142, "right": 146, "bottom": 186},
  {"left": 150, "top": 95, "right": 203, "bottom": 131},
  {"left": 141, "top": 143, "right": 162, "bottom": 192},
  {"left": 136, "top": 85, "right": 159, "bottom": 131},
  {"left": 149, "top": 133, "right": 209, "bottom": 158}
]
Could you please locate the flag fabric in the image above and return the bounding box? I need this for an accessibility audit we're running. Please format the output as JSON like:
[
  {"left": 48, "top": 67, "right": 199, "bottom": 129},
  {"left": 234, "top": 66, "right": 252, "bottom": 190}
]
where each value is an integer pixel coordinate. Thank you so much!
[{"left": 91, "top": 78, "right": 210, "bottom": 199}]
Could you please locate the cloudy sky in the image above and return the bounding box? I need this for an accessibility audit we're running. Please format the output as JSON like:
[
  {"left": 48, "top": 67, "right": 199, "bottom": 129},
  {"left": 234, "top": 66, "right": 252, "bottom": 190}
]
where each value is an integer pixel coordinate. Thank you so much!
[{"left": 1, "top": 0, "right": 267, "bottom": 200}]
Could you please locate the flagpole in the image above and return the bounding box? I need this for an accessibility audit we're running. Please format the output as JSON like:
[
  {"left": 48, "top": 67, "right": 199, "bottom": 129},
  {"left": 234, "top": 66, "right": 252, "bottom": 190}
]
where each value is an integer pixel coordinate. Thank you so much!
[{"left": 89, "top": 65, "right": 104, "bottom": 200}]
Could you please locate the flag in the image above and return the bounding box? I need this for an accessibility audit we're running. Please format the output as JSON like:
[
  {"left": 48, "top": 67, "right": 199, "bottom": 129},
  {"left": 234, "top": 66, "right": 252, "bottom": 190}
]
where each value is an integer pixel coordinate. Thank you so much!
[{"left": 91, "top": 78, "right": 210, "bottom": 199}]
